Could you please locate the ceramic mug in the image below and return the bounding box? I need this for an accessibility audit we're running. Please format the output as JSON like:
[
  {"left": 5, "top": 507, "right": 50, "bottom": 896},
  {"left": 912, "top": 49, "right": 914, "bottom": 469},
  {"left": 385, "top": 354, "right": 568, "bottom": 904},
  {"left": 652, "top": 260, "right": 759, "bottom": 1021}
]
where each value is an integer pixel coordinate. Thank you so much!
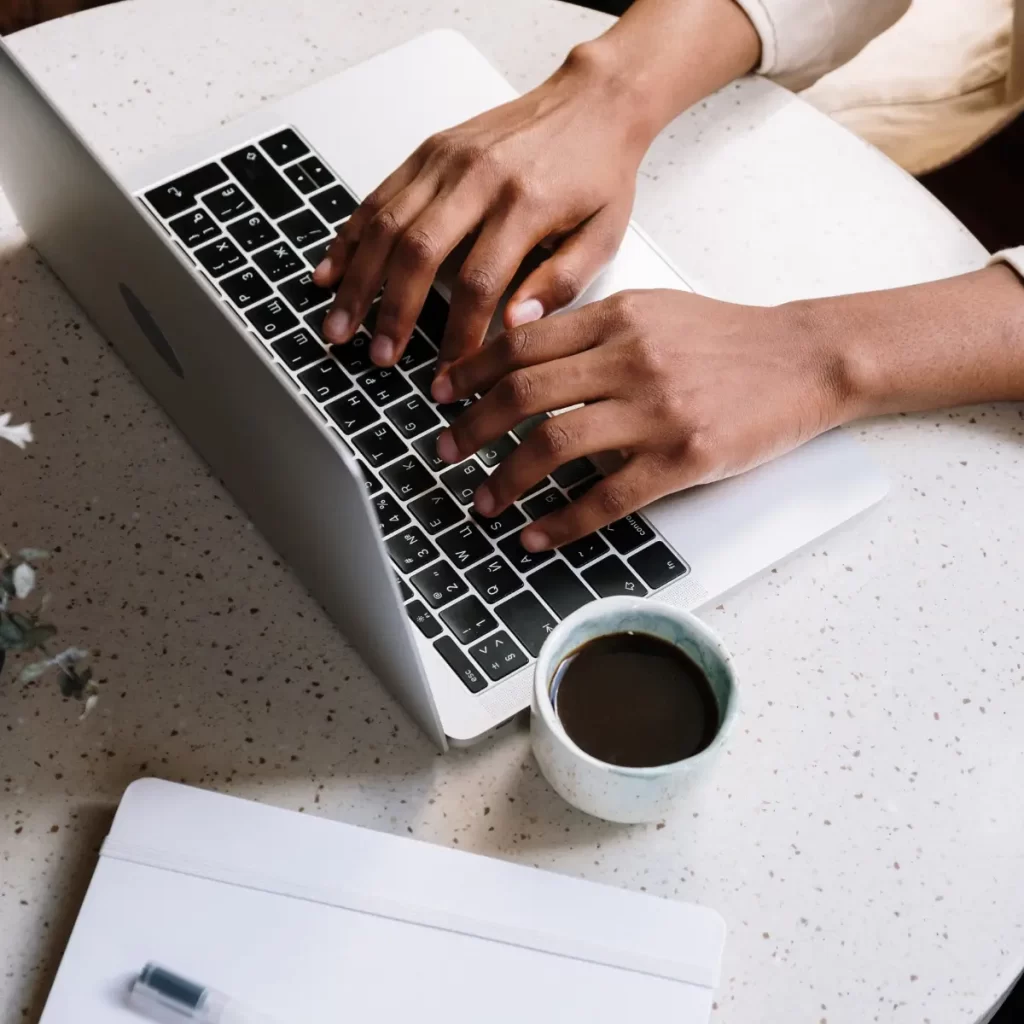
[{"left": 530, "top": 596, "right": 739, "bottom": 824}]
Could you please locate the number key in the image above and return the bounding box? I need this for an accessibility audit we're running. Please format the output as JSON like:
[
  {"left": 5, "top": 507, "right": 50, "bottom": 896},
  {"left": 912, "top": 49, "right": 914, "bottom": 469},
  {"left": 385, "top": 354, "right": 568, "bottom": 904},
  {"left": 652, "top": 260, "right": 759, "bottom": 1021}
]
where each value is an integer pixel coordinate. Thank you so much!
[
  {"left": 227, "top": 213, "right": 278, "bottom": 252},
  {"left": 411, "top": 559, "right": 468, "bottom": 609},
  {"left": 386, "top": 527, "right": 438, "bottom": 573},
  {"left": 372, "top": 493, "right": 410, "bottom": 535},
  {"left": 440, "top": 596, "right": 497, "bottom": 647}
]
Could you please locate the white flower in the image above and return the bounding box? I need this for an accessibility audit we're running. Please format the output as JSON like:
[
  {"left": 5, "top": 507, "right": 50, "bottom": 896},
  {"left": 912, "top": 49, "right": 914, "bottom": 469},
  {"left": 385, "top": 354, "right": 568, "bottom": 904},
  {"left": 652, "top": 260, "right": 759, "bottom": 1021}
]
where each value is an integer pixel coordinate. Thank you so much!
[
  {"left": 12, "top": 563, "right": 35, "bottom": 599},
  {"left": 0, "top": 412, "right": 33, "bottom": 449}
]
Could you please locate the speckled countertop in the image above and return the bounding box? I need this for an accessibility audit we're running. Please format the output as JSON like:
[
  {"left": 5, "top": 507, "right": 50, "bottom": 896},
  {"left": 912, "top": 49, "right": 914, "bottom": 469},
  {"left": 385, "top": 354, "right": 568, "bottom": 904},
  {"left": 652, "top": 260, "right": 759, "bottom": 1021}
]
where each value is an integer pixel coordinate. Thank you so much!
[{"left": 1, "top": 2, "right": 1022, "bottom": 1022}]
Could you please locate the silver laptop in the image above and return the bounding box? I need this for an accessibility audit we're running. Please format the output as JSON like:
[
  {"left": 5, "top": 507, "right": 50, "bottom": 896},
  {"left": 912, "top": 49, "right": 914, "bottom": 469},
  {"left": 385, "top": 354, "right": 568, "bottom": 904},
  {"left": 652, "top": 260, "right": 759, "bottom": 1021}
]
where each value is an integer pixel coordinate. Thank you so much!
[{"left": 0, "top": 30, "right": 887, "bottom": 749}]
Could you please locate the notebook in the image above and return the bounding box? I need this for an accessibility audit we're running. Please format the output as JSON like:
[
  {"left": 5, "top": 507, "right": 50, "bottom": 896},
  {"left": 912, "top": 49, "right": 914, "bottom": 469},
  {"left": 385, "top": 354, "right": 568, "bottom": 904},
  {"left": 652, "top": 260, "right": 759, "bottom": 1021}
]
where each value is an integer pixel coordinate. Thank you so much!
[{"left": 39, "top": 779, "right": 726, "bottom": 1022}]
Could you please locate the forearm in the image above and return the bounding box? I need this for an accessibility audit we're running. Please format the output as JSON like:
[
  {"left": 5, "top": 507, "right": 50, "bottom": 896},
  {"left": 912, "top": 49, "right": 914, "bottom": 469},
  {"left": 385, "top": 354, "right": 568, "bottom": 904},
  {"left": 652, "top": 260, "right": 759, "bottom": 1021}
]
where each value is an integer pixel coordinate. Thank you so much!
[
  {"left": 566, "top": 0, "right": 761, "bottom": 145},
  {"left": 807, "top": 266, "right": 1024, "bottom": 420}
]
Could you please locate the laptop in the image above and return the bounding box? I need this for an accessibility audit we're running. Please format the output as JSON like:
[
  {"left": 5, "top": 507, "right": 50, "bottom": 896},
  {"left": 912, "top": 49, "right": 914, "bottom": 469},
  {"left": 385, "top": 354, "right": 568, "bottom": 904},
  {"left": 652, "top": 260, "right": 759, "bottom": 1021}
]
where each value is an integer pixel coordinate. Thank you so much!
[{"left": 0, "top": 30, "right": 887, "bottom": 749}]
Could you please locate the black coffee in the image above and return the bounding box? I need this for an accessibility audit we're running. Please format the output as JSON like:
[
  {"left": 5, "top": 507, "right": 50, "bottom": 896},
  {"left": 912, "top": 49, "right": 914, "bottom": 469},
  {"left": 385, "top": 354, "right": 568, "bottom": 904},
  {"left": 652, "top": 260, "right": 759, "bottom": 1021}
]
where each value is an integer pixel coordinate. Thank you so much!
[{"left": 550, "top": 632, "right": 719, "bottom": 768}]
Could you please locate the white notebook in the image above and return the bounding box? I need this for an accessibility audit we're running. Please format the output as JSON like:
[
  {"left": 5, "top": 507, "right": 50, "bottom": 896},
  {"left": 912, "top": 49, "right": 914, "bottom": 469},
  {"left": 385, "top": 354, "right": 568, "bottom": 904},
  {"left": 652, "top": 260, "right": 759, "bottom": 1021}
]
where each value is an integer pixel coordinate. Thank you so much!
[{"left": 39, "top": 779, "right": 726, "bottom": 1022}]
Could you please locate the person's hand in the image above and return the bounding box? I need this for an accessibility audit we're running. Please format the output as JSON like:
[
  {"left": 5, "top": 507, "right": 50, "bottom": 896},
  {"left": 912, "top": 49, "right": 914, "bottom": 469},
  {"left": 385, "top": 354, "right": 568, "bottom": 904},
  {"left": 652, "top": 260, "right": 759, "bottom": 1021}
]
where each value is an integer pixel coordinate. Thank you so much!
[
  {"left": 312, "top": 43, "right": 658, "bottom": 369},
  {"left": 431, "top": 288, "right": 853, "bottom": 551}
]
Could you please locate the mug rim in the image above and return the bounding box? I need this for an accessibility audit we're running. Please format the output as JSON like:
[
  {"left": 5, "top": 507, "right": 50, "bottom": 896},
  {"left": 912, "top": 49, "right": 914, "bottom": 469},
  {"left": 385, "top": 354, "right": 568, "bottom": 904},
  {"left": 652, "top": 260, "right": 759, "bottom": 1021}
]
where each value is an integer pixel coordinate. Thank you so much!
[{"left": 533, "top": 596, "right": 739, "bottom": 778}]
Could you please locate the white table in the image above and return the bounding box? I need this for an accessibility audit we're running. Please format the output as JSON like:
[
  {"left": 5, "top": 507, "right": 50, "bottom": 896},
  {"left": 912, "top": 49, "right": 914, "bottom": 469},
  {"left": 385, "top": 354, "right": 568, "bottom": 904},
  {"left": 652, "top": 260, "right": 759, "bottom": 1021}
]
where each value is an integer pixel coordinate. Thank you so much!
[{"left": 1, "top": 2, "right": 1021, "bottom": 1021}]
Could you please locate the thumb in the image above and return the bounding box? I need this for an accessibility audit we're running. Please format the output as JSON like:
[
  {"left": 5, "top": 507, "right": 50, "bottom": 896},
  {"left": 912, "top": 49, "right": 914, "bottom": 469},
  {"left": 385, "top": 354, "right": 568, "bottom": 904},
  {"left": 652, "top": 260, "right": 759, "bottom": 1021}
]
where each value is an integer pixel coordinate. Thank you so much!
[{"left": 504, "top": 207, "right": 629, "bottom": 329}]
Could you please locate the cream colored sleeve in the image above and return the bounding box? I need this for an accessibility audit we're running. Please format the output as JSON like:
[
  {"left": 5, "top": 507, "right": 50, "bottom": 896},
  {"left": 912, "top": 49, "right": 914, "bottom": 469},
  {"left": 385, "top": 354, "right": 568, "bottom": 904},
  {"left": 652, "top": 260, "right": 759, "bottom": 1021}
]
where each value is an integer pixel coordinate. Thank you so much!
[
  {"left": 990, "top": 247, "right": 1024, "bottom": 282},
  {"left": 733, "top": 0, "right": 912, "bottom": 91}
]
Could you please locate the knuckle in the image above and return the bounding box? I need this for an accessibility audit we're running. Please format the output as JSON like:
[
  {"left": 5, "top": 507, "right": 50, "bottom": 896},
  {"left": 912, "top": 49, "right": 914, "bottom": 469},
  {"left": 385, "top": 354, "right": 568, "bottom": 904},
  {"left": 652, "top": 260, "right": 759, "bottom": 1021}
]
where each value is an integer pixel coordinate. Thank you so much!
[
  {"left": 457, "top": 264, "right": 500, "bottom": 304},
  {"left": 533, "top": 419, "right": 574, "bottom": 461},
  {"left": 396, "top": 226, "right": 439, "bottom": 266},
  {"left": 496, "top": 369, "right": 535, "bottom": 411},
  {"left": 548, "top": 268, "right": 583, "bottom": 309},
  {"left": 359, "top": 189, "right": 387, "bottom": 218},
  {"left": 607, "top": 290, "right": 641, "bottom": 330},
  {"left": 367, "top": 208, "right": 402, "bottom": 244},
  {"left": 595, "top": 481, "right": 638, "bottom": 521},
  {"left": 501, "top": 326, "right": 533, "bottom": 364},
  {"left": 630, "top": 334, "right": 664, "bottom": 375}
]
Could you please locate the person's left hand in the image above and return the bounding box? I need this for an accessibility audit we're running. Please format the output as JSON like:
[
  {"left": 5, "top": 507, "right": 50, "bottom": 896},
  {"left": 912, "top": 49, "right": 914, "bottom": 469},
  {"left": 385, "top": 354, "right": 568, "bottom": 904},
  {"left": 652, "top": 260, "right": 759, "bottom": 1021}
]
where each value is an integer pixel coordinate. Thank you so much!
[{"left": 431, "top": 288, "right": 854, "bottom": 551}]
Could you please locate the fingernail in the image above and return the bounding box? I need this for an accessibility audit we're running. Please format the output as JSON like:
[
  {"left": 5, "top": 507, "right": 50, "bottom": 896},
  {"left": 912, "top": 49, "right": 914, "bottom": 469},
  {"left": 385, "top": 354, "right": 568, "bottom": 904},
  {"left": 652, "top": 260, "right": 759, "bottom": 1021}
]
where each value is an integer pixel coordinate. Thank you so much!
[
  {"left": 324, "top": 310, "right": 350, "bottom": 342},
  {"left": 314, "top": 257, "right": 334, "bottom": 280},
  {"left": 436, "top": 430, "right": 461, "bottom": 464},
  {"left": 370, "top": 335, "right": 396, "bottom": 365},
  {"left": 520, "top": 528, "right": 549, "bottom": 552},
  {"left": 474, "top": 484, "right": 495, "bottom": 516},
  {"left": 431, "top": 373, "right": 453, "bottom": 403},
  {"left": 508, "top": 298, "right": 544, "bottom": 328}
]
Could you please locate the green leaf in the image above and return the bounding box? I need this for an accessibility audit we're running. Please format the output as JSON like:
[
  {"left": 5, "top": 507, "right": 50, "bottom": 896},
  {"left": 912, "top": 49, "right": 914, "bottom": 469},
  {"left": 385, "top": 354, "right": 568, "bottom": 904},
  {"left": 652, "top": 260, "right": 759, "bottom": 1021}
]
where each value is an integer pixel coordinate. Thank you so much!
[
  {"left": 9, "top": 612, "right": 34, "bottom": 632},
  {"left": 18, "top": 659, "right": 52, "bottom": 683},
  {"left": 22, "top": 625, "right": 57, "bottom": 649},
  {"left": 17, "top": 549, "right": 50, "bottom": 561},
  {"left": 0, "top": 616, "right": 24, "bottom": 648}
]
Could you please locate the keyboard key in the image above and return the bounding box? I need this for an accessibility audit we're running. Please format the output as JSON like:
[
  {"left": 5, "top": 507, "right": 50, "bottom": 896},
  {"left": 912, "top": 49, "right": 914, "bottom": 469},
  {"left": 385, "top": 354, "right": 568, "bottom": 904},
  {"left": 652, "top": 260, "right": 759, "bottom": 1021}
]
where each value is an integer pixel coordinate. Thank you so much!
[
  {"left": 330, "top": 334, "right": 374, "bottom": 376},
  {"left": 560, "top": 532, "right": 609, "bottom": 569},
  {"left": 278, "top": 209, "right": 330, "bottom": 250},
  {"left": 228, "top": 213, "right": 279, "bottom": 252},
  {"left": 408, "top": 489, "right": 464, "bottom": 535},
  {"left": 602, "top": 513, "right": 656, "bottom": 555},
  {"left": 408, "top": 363, "right": 437, "bottom": 398},
  {"left": 357, "top": 461, "right": 382, "bottom": 496},
  {"left": 628, "top": 542, "right": 689, "bottom": 590},
  {"left": 382, "top": 455, "right": 434, "bottom": 500},
  {"left": 223, "top": 146, "right": 303, "bottom": 219},
  {"left": 417, "top": 288, "right": 450, "bottom": 343},
  {"left": 201, "top": 183, "right": 253, "bottom": 222},
  {"left": 352, "top": 422, "right": 406, "bottom": 468},
  {"left": 529, "top": 561, "right": 594, "bottom": 619},
  {"left": 304, "top": 239, "right": 332, "bottom": 268},
  {"left": 372, "top": 492, "right": 410, "bottom": 535},
  {"left": 300, "top": 155, "right": 335, "bottom": 189},
  {"left": 298, "top": 357, "right": 350, "bottom": 403},
  {"left": 385, "top": 395, "right": 440, "bottom": 439},
  {"left": 495, "top": 591, "right": 557, "bottom": 657},
  {"left": 512, "top": 413, "right": 548, "bottom": 441},
  {"left": 440, "top": 597, "right": 497, "bottom": 647},
  {"left": 413, "top": 428, "right": 449, "bottom": 472},
  {"left": 270, "top": 327, "right": 322, "bottom": 369},
  {"left": 220, "top": 267, "right": 272, "bottom": 308},
  {"left": 523, "top": 488, "right": 568, "bottom": 520},
  {"left": 470, "top": 631, "right": 528, "bottom": 682},
  {"left": 359, "top": 366, "right": 412, "bottom": 406},
  {"left": 259, "top": 128, "right": 310, "bottom": 166},
  {"left": 283, "top": 162, "right": 317, "bottom": 194},
  {"left": 194, "top": 237, "right": 245, "bottom": 278},
  {"left": 466, "top": 556, "right": 523, "bottom": 604},
  {"left": 168, "top": 208, "right": 220, "bottom": 247},
  {"left": 582, "top": 556, "right": 648, "bottom": 598},
  {"left": 252, "top": 242, "right": 303, "bottom": 282},
  {"left": 437, "top": 397, "right": 475, "bottom": 424},
  {"left": 145, "top": 163, "right": 228, "bottom": 218},
  {"left": 498, "top": 531, "right": 555, "bottom": 573},
  {"left": 476, "top": 432, "right": 517, "bottom": 468},
  {"left": 396, "top": 575, "right": 413, "bottom": 601},
  {"left": 437, "top": 521, "right": 492, "bottom": 569},
  {"left": 386, "top": 527, "right": 438, "bottom": 573},
  {"left": 405, "top": 600, "right": 442, "bottom": 639},
  {"left": 412, "top": 559, "right": 468, "bottom": 609},
  {"left": 279, "top": 271, "right": 332, "bottom": 314},
  {"left": 361, "top": 300, "right": 381, "bottom": 336},
  {"left": 310, "top": 185, "right": 357, "bottom": 224},
  {"left": 471, "top": 504, "right": 526, "bottom": 539},
  {"left": 552, "top": 457, "right": 596, "bottom": 488},
  {"left": 433, "top": 636, "right": 487, "bottom": 693},
  {"left": 248, "top": 298, "right": 299, "bottom": 339},
  {"left": 567, "top": 477, "right": 599, "bottom": 502},
  {"left": 325, "top": 390, "right": 378, "bottom": 434},
  {"left": 441, "top": 460, "right": 487, "bottom": 505},
  {"left": 396, "top": 329, "right": 437, "bottom": 372}
]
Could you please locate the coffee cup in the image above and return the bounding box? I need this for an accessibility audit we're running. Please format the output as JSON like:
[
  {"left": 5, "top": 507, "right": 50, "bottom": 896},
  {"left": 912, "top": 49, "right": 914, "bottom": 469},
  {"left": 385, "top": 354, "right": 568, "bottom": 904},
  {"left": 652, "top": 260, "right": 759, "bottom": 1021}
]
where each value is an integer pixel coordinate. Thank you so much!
[{"left": 531, "top": 597, "right": 738, "bottom": 824}]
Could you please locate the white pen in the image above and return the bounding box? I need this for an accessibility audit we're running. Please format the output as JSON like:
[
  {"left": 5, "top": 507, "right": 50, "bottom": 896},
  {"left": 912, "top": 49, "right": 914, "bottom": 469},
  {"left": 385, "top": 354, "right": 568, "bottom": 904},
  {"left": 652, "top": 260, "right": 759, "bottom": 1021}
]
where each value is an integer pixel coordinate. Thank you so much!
[{"left": 129, "top": 962, "right": 283, "bottom": 1024}]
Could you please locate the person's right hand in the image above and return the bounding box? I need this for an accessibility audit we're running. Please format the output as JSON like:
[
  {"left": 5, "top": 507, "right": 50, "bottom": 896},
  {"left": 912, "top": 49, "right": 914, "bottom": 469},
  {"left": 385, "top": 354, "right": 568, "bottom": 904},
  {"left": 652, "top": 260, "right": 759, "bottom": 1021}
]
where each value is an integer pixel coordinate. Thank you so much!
[{"left": 312, "top": 43, "right": 657, "bottom": 370}]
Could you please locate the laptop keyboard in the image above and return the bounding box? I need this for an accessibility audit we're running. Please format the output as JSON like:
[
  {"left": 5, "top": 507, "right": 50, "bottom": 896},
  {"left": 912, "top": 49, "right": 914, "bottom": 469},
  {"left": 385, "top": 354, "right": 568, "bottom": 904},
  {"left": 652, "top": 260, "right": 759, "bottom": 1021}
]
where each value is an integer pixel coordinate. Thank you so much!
[{"left": 138, "top": 127, "right": 691, "bottom": 694}]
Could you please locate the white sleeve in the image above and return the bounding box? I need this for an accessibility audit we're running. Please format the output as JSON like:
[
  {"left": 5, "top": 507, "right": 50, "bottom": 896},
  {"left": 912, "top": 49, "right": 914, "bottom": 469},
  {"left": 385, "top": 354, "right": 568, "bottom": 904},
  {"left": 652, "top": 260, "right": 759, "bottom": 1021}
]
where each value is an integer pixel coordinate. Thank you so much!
[
  {"left": 990, "top": 247, "right": 1024, "bottom": 282},
  {"left": 733, "top": 0, "right": 912, "bottom": 91}
]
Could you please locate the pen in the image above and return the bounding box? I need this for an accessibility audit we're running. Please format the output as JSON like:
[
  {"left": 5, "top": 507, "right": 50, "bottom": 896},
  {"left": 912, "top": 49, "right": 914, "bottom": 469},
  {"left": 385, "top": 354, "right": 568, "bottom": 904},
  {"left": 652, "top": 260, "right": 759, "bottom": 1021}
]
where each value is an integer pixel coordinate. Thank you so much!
[{"left": 129, "top": 962, "right": 283, "bottom": 1024}]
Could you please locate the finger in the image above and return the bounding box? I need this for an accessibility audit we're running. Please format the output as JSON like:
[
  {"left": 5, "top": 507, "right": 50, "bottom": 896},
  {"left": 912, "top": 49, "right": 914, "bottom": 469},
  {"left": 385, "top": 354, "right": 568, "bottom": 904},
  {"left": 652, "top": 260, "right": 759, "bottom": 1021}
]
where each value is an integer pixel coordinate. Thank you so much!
[
  {"left": 432, "top": 303, "right": 604, "bottom": 404},
  {"left": 313, "top": 158, "right": 422, "bottom": 288},
  {"left": 436, "top": 212, "right": 544, "bottom": 368},
  {"left": 440, "top": 347, "right": 611, "bottom": 463},
  {"left": 321, "top": 175, "right": 438, "bottom": 345},
  {"left": 371, "top": 188, "right": 491, "bottom": 366},
  {"left": 520, "top": 454, "right": 673, "bottom": 551},
  {"left": 504, "top": 206, "right": 629, "bottom": 329},
  {"left": 469, "top": 403, "right": 639, "bottom": 518}
]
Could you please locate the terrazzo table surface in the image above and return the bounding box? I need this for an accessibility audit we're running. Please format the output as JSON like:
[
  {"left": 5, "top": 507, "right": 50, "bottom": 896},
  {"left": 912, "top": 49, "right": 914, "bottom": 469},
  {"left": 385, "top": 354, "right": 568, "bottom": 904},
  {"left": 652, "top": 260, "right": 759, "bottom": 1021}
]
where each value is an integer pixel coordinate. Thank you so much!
[{"left": 1, "top": 1, "right": 1022, "bottom": 1021}]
